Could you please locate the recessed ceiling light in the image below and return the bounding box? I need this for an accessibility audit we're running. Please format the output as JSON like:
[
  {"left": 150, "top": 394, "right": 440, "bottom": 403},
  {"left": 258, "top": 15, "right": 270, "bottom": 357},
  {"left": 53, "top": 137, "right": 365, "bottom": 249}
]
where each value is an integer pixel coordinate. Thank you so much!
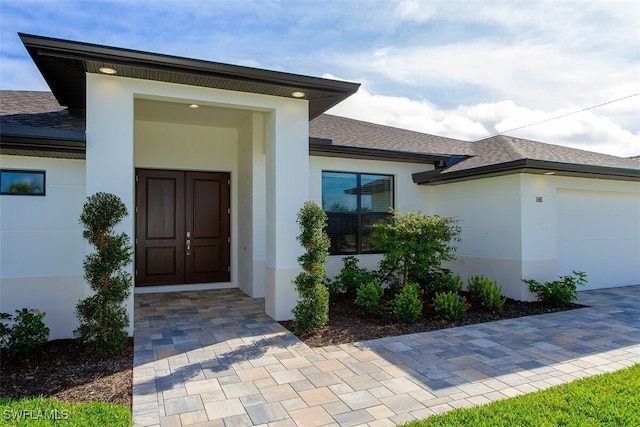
[
  {"left": 543, "top": 171, "right": 556, "bottom": 175},
  {"left": 291, "top": 91, "right": 305, "bottom": 98},
  {"left": 99, "top": 67, "right": 117, "bottom": 75},
  {"left": 188, "top": 104, "right": 200, "bottom": 109}
]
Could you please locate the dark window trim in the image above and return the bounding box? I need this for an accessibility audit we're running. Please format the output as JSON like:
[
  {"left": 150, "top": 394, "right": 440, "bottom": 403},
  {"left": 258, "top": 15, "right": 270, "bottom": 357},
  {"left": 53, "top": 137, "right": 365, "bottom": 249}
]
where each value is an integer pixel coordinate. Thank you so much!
[
  {"left": 0, "top": 169, "right": 46, "bottom": 196},
  {"left": 322, "top": 170, "right": 394, "bottom": 255}
]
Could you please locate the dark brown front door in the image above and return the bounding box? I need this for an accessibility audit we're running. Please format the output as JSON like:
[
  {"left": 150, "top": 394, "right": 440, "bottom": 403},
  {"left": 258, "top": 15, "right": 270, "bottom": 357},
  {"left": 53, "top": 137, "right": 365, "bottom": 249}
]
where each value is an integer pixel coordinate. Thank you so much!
[{"left": 135, "top": 169, "right": 230, "bottom": 286}]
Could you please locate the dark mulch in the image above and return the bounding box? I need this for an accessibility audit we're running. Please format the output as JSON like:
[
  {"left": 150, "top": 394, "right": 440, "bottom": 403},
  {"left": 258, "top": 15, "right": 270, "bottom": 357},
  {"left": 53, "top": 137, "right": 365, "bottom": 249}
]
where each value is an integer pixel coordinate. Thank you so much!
[
  {"left": 0, "top": 338, "right": 133, "bottom": 407},
  {"left": 281, "top": 292, "right": 586, "bottom": 347}
]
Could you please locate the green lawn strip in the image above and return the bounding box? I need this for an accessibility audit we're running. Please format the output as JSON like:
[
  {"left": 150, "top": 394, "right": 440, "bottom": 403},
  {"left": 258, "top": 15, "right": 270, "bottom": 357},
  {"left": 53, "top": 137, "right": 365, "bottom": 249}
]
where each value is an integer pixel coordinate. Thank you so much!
[
  {"left": 404, "top": 363, "right": 640, "bottom": 427},
  {"left": 0, "top": 396, "right": 131, "bottom": 427}
]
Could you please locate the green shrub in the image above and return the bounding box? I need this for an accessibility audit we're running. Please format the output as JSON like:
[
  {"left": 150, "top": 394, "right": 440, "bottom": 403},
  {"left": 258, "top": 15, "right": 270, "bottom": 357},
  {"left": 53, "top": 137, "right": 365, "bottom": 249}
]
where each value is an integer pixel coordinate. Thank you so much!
[
  {"left": 424, "top": 273, "right": 463, "bottom": 302},
  {"left": 371, "top": 210, "right": 461, "bottom": 287},
  {"left": 0, "top": 309, "right": 49, "bottom": 359},
  {"left": 0, "top": 308, "right": 50, "bottom": 360},
  {"left": 391, "top": 283, "right": 423, "bottom": 323},
  {"left": 75, "top": 192, "right": 132, "bottom": 357},
  {"left": 327, "top": 256, "right": 376, "bottom": 296},
  {"left": 293, "top": 201, "right": 330, "bottom": 334},
  {"left": 0, "top": 312, "right": 10, "bottom": 349},
  {"left": 292, "top": 279, "right": 330, "bottom": 334},
  {"left": 355, "top": 280, "right": 384, "bottom": 317},
  {"left": 480, "top": 282, "right": 506, "bottom": 312},
  {"left": 434, "top": 291, "right": 468, "bottom": 321},
  {"left": 376, "top": 257, "right": 403, "bottom": 295},
  {"left": 468, "top": 275, "right": 506, "bottom": 312},
  {"left": 467, "top": 275, "right": 487, "bottom": 299},
  {"left": 523, "top": 271, "right": 587, "bottom": 307}
]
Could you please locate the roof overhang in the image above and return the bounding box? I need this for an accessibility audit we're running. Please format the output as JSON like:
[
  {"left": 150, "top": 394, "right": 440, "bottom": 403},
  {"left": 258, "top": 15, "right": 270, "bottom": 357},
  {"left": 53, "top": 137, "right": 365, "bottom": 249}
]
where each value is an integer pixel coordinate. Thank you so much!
[
  {"left": 413, "top": 159, "right": 640, "bottom": 185},
  {"left": 309, "top": 138, "right": 451, "bottom": 164},
  {"left": 19, "top": 33, "right": 360, "bottom": 120},
  {"left": 0, "top": 124, "right": 85, "bottom": 159}
]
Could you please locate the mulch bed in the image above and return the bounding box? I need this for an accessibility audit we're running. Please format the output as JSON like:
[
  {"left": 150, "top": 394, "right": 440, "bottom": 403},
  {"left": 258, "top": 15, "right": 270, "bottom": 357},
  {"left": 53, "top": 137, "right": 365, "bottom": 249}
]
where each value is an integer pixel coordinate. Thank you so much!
[
  {"left": 281, "top": 292, "right": 586, "bottom": 347},
  {"left": 0, "top": 338, "right": 133, "bottom": 407}
]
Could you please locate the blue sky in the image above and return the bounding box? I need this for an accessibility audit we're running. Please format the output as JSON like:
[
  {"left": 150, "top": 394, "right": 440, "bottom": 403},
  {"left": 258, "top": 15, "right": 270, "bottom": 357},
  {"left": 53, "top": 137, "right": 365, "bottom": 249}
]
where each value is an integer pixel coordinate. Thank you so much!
[{"left": 1, "top": 0, "right": 638, "bottom": 156}]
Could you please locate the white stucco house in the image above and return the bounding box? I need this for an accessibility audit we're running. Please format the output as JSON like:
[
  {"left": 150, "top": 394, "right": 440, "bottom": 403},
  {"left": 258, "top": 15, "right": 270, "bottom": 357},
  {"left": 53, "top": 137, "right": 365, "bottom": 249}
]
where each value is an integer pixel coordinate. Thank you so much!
[{"left": 1, "top": 34, "right": 639, "bottom": 340}]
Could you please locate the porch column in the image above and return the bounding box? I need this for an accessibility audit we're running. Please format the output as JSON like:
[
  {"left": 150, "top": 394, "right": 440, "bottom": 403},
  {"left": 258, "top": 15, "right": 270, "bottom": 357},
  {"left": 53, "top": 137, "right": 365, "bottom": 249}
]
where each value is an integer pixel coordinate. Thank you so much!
[
  {"left": 264, "top": 103, "right": 309, "bottom": 320},
  {"left": 85, "top": 74, "right": 135, "bottom": 335}
]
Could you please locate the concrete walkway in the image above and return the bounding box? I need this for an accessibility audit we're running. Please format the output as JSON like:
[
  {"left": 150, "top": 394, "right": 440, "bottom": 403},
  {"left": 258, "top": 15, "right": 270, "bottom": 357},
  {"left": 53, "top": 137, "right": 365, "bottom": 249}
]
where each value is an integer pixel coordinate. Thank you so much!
[{"left": 132, "top": 286, "right": 640, "bottom": 427}]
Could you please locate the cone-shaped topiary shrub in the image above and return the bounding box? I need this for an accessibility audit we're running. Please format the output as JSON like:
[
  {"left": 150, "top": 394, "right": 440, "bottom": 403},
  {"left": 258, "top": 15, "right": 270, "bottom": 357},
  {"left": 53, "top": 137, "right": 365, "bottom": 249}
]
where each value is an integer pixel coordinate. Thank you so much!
[
  {"left": 292, "top": 201, "right": 330, "bottom": 334},
  {"left": 75, "top": 192, "right": 132, "bottom": 357}
]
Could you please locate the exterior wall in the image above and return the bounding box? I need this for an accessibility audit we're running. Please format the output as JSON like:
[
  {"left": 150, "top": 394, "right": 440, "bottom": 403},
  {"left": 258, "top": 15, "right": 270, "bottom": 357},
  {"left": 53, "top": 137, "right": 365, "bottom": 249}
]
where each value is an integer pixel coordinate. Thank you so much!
[
  {"left": 264, "top": 105, "right": 310, "bottom": 320},
  {"left": 237, "top": 112, "right": 267, "bottom": 298},
  {"left": 432, "top": 173, "right": 640, "bottom": 299},
  {"left": 0, "top": 155, "right": 86, "bottom": 339},
  {"left": 309, "top": 155, "right": 433, "bottom": 279},
  {"left": 87, "top": 73, "right": 308, "bottom": 322},
  {"left": 429, "top": 175, "right": 530, "bottom": 299}
]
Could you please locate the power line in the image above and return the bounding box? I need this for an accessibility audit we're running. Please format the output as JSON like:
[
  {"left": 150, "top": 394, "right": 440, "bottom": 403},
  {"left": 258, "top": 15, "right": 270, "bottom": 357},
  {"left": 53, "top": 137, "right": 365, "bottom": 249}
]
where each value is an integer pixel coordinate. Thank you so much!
[{"left": 475, "top": 92, "right": 640, "bottom": 141}]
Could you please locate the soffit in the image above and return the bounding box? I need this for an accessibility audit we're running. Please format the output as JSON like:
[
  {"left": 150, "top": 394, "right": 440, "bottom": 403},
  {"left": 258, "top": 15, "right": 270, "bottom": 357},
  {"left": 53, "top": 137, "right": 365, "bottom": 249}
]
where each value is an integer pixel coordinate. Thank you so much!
[
  {"left": 135, "top": 99, "right": 251, "bottom": 128},
  {"left": 20, "top": 33, "right": 360, "bottom": 120}
]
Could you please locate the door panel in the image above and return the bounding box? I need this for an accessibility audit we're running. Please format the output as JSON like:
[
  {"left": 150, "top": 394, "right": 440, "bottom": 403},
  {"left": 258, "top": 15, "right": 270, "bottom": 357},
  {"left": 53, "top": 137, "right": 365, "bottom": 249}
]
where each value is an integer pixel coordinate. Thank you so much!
[
  {"left": 186, "top": 172, "right": 230, "bottom": 283},
  {"left": 136, "top": 169, "right": 230, "bottom": 286},
  {"left": 136, "top": 170, "right": 185, "bottom": 285},
  {"left": 146, "top": 177, "right": 180, "bottom": 239}
]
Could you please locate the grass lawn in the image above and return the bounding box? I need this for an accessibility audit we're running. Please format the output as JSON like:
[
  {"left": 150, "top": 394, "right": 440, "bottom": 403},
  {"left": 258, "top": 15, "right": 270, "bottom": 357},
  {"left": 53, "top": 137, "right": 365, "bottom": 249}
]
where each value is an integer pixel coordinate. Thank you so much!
[
  {"left": 404, "top": 363, "right": 640, "bottom": 427},
  {"left": 0, "top": 397, "right": 130, "bottom": 427}
]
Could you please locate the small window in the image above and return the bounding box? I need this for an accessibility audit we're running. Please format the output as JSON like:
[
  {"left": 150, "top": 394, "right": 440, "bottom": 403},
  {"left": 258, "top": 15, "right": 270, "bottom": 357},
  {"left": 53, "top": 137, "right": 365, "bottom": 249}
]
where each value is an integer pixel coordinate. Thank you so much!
[
  {"left": 322, "top": 171, "right": 393, "bottom": 254},
  {"left": 0, "top": 170, "right": 46, "bottom": 196}
]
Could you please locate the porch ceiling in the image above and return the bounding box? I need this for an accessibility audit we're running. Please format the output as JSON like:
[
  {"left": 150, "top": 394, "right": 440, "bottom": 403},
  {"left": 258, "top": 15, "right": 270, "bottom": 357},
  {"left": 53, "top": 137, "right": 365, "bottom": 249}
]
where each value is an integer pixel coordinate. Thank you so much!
[
  {"left": 19, "top": 33, "right": 360, "bottom": 120},
  {"left": 135, "top": 99, "right": 251, "bottom": 128}
]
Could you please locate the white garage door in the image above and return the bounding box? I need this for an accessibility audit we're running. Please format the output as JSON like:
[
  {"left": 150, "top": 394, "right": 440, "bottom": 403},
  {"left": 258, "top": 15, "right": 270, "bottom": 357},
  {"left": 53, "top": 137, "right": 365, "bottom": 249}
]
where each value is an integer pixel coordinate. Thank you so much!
[{"left": 556, "top": 189, "right": 640, "bottom": 290}]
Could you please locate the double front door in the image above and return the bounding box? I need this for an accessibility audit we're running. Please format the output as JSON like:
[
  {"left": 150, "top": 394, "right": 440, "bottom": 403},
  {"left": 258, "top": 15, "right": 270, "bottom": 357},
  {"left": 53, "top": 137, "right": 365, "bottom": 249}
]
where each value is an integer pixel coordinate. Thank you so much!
[{"left": 135, "top": 169, "right": 230, "bottom": 286}]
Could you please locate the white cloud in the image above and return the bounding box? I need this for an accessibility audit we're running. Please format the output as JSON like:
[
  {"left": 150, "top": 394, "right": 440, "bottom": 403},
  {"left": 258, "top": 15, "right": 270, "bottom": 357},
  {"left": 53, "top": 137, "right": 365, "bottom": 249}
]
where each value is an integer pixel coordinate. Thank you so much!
[
  {"left": 328, "top": 86, "right": 488, "bottom": 140},
  {"left": 335, "top": 41, "right": 639, "bottom": 116},
  {"left": 393, "top": 0, "right": 436, "bottom": 22}
]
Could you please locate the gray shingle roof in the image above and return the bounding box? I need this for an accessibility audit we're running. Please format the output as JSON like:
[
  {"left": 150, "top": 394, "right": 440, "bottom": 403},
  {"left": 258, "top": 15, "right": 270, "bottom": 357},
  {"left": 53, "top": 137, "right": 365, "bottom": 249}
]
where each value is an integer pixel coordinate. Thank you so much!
[
  {"left": 310, "top": 114, "right": 474, "bottom": 156},
  {"left": 0, "top": 91, "right": 85, "bottom": 131},
  {"left": 444, "top": 135, "right": 640, "bottom": 173},
  {"left": 2, "top": 90, "right": 638, "bottom": 178}
]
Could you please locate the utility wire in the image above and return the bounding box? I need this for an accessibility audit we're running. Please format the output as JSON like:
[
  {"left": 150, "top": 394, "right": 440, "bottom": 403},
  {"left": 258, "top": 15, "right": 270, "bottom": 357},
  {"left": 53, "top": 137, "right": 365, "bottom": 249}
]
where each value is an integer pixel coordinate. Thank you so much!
[{"left": 475, "top": 92, "right": 640, "bottom": 141}]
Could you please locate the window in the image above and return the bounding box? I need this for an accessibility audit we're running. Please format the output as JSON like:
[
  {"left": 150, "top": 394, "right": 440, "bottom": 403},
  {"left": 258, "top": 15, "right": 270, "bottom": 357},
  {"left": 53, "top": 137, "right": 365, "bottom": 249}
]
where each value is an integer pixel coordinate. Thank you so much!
[
  {"left": 322, "top": 171, "right": 394, "bottom": 254},
  {"left": 0, "top": 170, "right": 46, "bottom": 196}
]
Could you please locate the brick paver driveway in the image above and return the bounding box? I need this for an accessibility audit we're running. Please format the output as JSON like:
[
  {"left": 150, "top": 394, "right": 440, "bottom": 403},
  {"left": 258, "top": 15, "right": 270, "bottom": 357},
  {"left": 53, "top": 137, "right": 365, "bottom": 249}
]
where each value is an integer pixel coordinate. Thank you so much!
[{"left": 132, "top": 285, "right": 640, "bottom": 426}]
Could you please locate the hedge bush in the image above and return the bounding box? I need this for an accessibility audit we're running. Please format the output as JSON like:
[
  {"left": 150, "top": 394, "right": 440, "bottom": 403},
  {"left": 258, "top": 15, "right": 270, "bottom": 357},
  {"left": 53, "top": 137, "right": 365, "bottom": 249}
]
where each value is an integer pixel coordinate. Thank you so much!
[
  {"left": 424, "top": 273, "right": 463, "bottom": 302},
  {"left": 434, "top": 291, "right": 468, "bottom": 321},
  {"left": 355, "top": 280, "right": 384, "bottom": 317},
  {"left": 391, "top": 283, "right": 423, "bottom": 323},
  {"left": 468, "top": 275, "right": 506, "bottom": 312}
]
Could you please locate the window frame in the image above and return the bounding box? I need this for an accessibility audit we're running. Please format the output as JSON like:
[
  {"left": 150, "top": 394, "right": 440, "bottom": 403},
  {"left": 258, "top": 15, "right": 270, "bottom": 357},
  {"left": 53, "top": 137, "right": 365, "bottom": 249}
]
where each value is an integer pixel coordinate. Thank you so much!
[
  {"left": 0, "top": 169, "right": 46, "bottom": 196},
  {"left": 322, "top": 170, "right": 394, "bottom": 255}
]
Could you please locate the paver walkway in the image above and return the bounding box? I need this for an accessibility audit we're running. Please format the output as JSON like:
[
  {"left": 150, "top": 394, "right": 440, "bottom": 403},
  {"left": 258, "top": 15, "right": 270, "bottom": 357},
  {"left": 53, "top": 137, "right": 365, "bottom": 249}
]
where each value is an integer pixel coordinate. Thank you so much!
[{"left": 132, "top": 285, "right": 640, "bottom": 426}]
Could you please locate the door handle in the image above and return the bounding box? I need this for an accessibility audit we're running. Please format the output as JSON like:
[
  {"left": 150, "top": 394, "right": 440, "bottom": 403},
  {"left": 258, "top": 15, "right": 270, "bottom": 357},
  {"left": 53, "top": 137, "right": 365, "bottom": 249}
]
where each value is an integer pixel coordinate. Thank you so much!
[{"left": 186, "top": 231, "right": 191, "bottom": 256}]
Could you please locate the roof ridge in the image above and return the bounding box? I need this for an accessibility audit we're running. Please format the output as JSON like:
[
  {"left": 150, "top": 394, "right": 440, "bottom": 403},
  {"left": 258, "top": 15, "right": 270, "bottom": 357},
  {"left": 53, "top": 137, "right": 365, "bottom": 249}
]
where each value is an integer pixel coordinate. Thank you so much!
[
  {"left": 495, "top": 134, "right": 529, "bottom": 159},
  {"left": 473, "top": 135, "right": 523, "bottom": 161}
]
